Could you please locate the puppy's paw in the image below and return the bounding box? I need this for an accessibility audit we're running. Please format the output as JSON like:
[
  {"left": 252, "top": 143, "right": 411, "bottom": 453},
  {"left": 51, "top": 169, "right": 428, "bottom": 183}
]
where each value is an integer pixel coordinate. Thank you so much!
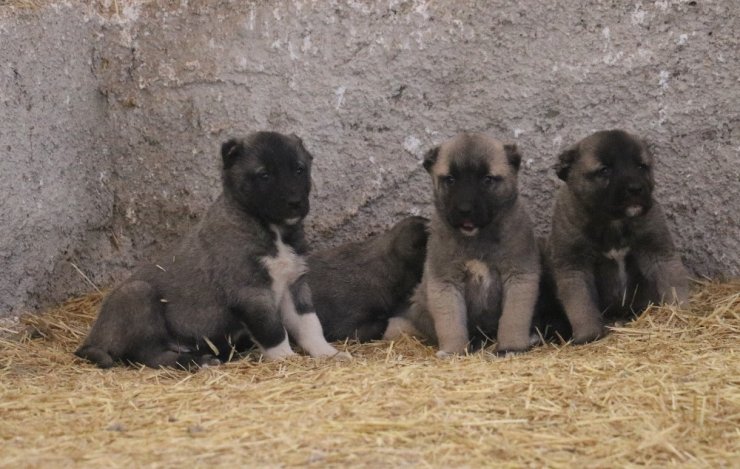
[
  {"left": 331, "top": 351, "right": 353, "bottom": 361},
  {"left": 528, "top": 332, "right": 543, "bottom": 347},
  {"left": 262, "top": 348, "right": 298, "bottom": 361},
  {"left": 572, "top": 326, "right": 606, "bottom": 345},
  {"left": 495, "top": 349, "right": 527, "bottom": 358},
  {"left": 197, "top": 355, "right": 222, "bottom": 368},
  {"left": 435, "top": 350, "right": 459, "bottom": 359},
  {"left": 496, "top": 334, "right": 533, "bottom": 355},
  {"left": 307, "top": 344, "right": 347, "bottom": 359}
]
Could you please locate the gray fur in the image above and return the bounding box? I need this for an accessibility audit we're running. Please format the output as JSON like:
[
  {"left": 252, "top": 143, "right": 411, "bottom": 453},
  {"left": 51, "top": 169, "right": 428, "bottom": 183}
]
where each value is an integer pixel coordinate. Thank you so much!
[
  {"left": 75, "top": 131, "right": 344, "bottom": 368},
  {"left": 308, "top": 216, "right": 428, "bottom": 342},
  {"left": 384, "top": 133, "right": 541, "bottom": 356},
  {"left": 548, "top": 129, "right": 689, "bottom": 344}
]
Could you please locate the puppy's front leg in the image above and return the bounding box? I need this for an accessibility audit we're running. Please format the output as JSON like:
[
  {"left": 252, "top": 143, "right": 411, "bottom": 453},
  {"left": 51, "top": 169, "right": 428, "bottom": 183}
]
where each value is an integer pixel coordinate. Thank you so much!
[
  {"left": 426, "top": 277, "right": 468, "bottom": 357},
  {"left": 554, "top": 269, "right": 604, "bottom": 344},
  {"left": 282, "top": 279, "right": 351, "bottom": 359},
  {"left": 497, "top": 273, "right": 540, "bottom": 354},
  {"left": 236, "top": 287, "right": 296, "bottom": 360},
  {"left": 639, "top": 254, "right": 690, "bottom": 306}
]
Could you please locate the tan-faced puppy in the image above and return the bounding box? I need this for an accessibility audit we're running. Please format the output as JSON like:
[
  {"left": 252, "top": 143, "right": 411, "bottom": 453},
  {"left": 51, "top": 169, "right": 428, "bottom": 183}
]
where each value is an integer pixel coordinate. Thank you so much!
[
  {"left": 548, "top": 129, "right": 689, "bottom": 344},
  {"left": 308, "top": 216, "right": 428, "bottom": 342},
  {"left": 384, "top": 133, "right": 541, "bottom": 356}
]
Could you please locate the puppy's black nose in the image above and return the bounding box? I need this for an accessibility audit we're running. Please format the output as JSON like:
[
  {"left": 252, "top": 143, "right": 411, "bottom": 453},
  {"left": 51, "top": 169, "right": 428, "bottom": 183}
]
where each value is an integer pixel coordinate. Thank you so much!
[
  {"left": 457, "top": 203, "right": 473, "bottom": 216},
  {"left": 627, "top": 184, "right": 643, "bottom": 196}
]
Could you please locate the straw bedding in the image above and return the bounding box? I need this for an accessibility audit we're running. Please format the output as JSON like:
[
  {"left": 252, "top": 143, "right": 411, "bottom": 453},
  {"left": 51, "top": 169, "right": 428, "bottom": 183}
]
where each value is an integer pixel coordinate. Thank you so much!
[{"left": 1, "top": 280, "right": 738, "bottom": 467}]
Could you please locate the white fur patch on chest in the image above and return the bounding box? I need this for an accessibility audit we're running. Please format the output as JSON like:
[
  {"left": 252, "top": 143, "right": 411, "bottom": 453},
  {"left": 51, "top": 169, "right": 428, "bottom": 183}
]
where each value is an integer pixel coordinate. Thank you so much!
[
  {"left": 464, "top": 259, "right": 492, "bottom": 308},
  {"left": 465, "top": 259, "right": 492, "bottom": 287},
  {"left": 261, "top": 226, "right": 307, "bottom": 304},
  {"left": 603, "top": 247, "right": 630, "bottom": 293}
]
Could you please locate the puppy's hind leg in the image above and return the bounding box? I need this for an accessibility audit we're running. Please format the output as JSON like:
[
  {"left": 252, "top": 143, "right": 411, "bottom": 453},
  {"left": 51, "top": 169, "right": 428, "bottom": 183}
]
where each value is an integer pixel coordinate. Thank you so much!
[
  {"left": 74, "top": 344, "right": 116, "bottom": 368},
  {"left": 75, "top": 280, "right": 167, "bottom": 368},
  {"left": 134, "top": 348, "right": 221, "bottom": 370},
  {"left": 354, "top": 319, "right": 389, "bottom": 342},
  {"left": 383, "top": 316, "right": 423, "bottom": 340},
  {"left": 283, "top": 280, "right": 350, "bottom": 359}
]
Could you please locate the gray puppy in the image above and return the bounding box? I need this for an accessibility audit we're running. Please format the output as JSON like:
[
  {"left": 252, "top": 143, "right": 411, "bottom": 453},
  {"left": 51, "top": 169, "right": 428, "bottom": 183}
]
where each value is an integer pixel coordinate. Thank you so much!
[
  {"left": 548, "top": 129, "right": 689, "bottom": 344},
  {"left": 308, "top": 216, "right": 428, "bottom": 342},
  {"left": 384, "top": 133, "right": 541, "bottom": 356},
  {"left": 75, "top": 131, "right": 347, "bottom": 369}
]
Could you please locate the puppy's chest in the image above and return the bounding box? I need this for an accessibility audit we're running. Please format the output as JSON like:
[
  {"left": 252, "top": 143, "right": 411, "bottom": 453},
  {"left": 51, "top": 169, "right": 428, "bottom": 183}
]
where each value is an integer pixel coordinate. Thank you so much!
[
  {"left": 260, "top": 228, "right": 307, "bottom": 299},
  {"left": 463, "top": 259, "right": 494, "bottom": 289}
]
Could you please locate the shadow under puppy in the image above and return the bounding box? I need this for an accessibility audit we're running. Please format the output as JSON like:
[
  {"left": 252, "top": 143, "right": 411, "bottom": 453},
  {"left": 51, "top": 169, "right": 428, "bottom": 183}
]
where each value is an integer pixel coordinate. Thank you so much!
[
  {"left": 546, "top": 129, "right": 689, "bottom": 344},
  {"left": 307, "top": 216, "right": 428, "bottom": 342},
  {"left": 76, "top": 131, "right": 348, "bottom": 369},
  {"left": 384, "top": 133, "right": 541, "bottom": 356}
]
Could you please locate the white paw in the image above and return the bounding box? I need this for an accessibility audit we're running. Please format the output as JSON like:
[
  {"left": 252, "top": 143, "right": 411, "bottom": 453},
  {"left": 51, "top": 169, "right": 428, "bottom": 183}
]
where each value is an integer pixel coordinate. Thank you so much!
[
  {"left": 496, "top": 349, "right": 525, "bottom": 358},
  {"left": 199, "top": 357, "right": 222, "bottom": 368},
  {"left": 309, "top": 346, "right": 347, "bottom": 359},
  {"left": 435, "top": 350, "right": 455, "bottom": 359},
  {"left": 263, "top": 350, "right": 297, "bottom": 361},
  {"left": 262, "top": 335, "right": 297, "bottom": 361}
]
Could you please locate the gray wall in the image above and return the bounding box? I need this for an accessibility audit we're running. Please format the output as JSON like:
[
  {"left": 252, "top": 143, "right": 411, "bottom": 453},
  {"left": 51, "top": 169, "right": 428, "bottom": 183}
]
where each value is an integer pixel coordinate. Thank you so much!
[{"left": 1, "top": 0, "right": 738, "bottom": 316}]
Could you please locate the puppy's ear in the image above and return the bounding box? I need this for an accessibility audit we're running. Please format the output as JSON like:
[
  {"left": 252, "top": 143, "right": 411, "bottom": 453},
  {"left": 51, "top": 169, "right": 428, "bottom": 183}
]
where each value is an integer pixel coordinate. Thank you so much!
[
  {"left": 290, "top": 133, "right": 313, "bottom": 161},
  {"left": 504, "top": 144, "right": 521, "bottom": 171},
  {"left": 422, "top": 146, "right": 440, "bottom": 173},
  {"left": 221, "top": 138, "right": 244, "bottom": 170},
  {"left": 642, "top": 138, "right": 656, "bottom": 159},
  {"left": 555, "top": 145, "right": 578, "bottom": 181}
]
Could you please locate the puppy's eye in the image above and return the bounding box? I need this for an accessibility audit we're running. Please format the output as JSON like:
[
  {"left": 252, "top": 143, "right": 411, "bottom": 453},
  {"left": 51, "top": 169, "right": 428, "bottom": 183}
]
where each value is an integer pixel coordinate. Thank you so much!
[
  {"left": 257, "top": 171, "right": 270, "bottom": 181},
  {"left": 596, "top": 167, "right": 612, "bottom": 178},
  {"left": 443, "top": 175, "right": 455, "bottom": 186},
  {"left": 638, "top": 163, "right": 650, "bottom": 171},
  {"left": 483, "top": 175, "right": 502, "bottom": 186}
]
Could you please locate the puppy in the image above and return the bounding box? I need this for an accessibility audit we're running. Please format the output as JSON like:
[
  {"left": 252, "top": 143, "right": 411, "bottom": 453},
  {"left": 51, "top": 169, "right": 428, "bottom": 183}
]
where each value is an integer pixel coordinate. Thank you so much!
[
  {"left": 308, "top": 216, "right": 428, "bottom": 342},
  {"left": 75, "top": 131, "right": 347, "bottom": 368},
  {"left": 548, "top": 129, "right": 689, "bottom": 344},
  {"left": 384, "top": 133, "right": 541, "bottom": 356}
]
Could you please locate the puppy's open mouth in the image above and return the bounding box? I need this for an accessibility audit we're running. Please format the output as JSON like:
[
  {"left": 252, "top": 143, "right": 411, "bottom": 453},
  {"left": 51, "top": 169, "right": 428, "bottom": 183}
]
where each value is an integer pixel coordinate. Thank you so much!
[
  {"left": 624, "top": 205, "right": 644, "bottom": 218},
  {"left": 459, "top": 221, "right": 479, "bottom": 236}
]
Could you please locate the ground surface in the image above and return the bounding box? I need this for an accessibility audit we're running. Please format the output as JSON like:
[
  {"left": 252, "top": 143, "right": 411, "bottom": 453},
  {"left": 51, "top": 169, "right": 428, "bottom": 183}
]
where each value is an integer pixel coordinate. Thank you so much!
[{"left": 1, "top": 280, "right": 738, "bottom": 467}]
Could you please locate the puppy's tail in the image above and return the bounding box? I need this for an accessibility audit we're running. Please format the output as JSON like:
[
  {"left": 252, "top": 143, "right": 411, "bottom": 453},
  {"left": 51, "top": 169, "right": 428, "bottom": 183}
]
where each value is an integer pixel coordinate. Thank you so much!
[{"left": 74, "top": 344, "right": 115, "bottom": 369}]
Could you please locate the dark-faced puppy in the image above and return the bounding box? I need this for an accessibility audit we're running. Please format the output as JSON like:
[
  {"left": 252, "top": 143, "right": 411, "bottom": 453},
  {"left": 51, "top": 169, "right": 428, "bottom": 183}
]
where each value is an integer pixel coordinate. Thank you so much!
[
  {"left": 75, "top": 131, "right": 348, "bottom": 369},
  {"left": 308, "top": 216, "right": 428, "bottom": 342},
  {"left": 548, "top": 129, "right": 689, "bottom": 344},
  {"left": 384, "top": 133, "right": 541, "bottom": 356}
]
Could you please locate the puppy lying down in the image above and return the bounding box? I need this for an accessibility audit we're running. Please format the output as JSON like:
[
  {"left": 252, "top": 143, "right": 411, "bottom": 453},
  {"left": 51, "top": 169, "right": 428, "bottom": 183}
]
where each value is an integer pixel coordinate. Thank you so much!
[{"left": 308, "top": 216, "right": 428, "bottom": 342}]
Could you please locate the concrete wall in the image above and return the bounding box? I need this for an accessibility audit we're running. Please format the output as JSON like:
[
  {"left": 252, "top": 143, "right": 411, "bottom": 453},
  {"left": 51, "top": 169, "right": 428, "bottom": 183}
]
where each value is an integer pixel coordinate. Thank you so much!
[
  {"left": 0, "top": 4, "right": 114, "bottom": 317},
  {"left": 1, "top": 0, "right": 738, "bottom": 317}
]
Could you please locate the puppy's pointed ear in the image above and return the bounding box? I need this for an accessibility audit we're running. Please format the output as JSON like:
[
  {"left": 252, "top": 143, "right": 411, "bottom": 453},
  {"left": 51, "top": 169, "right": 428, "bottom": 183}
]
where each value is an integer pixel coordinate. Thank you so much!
[
  {"left": 290, "top": 133, "right": 313, "bottom": 161},
  {"left": 555, "top": 145, "right": 578, "bottom": 181},
  {"left": 504, "top": 144, "right": 521, "bottom": 171},
  {"left": 642, "top": 138, "right": 656, "bottom": 159},
  {"left": 422, "top": 146, "right": 440, "bottom": 173},
  {"left": 221, "top": 138, "right": 244, "bottom": 170}
]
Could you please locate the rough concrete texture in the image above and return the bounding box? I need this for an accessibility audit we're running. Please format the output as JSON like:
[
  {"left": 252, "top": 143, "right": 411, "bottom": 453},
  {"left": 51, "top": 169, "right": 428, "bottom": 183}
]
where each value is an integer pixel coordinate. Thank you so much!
[{"left": 0, "top": 0, "right": 738, "bottom": 316}]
